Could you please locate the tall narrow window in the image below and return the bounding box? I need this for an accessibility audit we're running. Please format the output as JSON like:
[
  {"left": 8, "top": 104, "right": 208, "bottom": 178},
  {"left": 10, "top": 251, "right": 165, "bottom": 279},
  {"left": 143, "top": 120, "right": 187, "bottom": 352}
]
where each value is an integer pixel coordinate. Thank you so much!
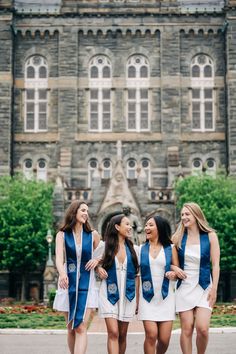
[
  {"left": 192, "top": 158, "right": 203, "bottom": 176},
  {"left": 102, "top": 159, "right": 112, "bottom": 179},
  {"left": 127, "top": 159, "right": 137, "bottom": 179},
  {"left": 88, "top": 159, "right": 98, "bottom": 188},
  {"left": 126, "top": 55, "right": 149, "bottom": 131},
  {"left": 141, "top": 158, "right": 151, "bottom": 187},
  {"left": 89, "top": 56, "right": 112, "bottom": 131},
  {"left": 191, "top": 54, "right": 214, "bottom": 131},
  {"left": 25, "top": 56, "right": 48, "bottom": 132},
  {"left": 37, "top": 159, "right": 47, "bottom": 182},
  {"left": 23, "top": 159, "right": 33, "bottom": 180}
]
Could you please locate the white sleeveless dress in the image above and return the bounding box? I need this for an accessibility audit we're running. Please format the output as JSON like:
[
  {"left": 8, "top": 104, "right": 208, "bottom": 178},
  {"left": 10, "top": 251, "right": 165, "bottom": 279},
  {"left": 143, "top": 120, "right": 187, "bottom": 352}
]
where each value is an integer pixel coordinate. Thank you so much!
[
  {"left": 98, "top": 255, "right": 137, "bottom": 322},
  {"left": 53, "top": 236, "right": 102, "bottom": 312},
  {"left": 176, "top": 244, "right": 212, "bottom": 312},
  {"left": 138, "top": 245, "right": 176, "bottom": 321}
]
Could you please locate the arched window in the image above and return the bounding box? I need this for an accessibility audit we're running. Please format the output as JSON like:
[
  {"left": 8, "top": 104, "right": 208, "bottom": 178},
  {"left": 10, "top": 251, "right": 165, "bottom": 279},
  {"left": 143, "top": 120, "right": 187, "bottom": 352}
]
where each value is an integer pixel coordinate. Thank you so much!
[
  {"left": 141, "top": 158, "right": 151, "bottom": 186},
  {"left": 25, "top": 55, "right": 48, "bottom": 132},
  {"left": 127, "top": 159, "right": 137, "bottom": 179},
  {"left": 89, "top": 56, "right": 112, "bottom": 131},
  {"left": 126, "top": 55, "right": 150, "bottom": 131},
  {"left": 102, "top": 159, "right": 112, "bottom": 179},
  {"left": 205, "top": 158, "right": 216, "bottom": 176},
  {"left": 191, "top": 54, "right": 215, "bottom": 131},
  {"left": 192, "top": 158, "right": 203, "bottom": 176},
  {"left": 37, "top": 159, "right": 47, "bottom": 182},
  {"left": 88, "top": 159, "right": 98, "bottom": 188},
  {"left": 23, "top": 159, "right": 33, "bottom": 180}
]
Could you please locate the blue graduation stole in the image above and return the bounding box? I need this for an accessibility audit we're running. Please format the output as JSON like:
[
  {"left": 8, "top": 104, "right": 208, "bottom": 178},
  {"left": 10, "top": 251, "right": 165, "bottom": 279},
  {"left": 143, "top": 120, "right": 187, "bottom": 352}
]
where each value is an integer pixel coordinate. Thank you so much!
[
  {"left": 106, "top": 243, "right": 136, "bottom": 305},
  {"left": 177, "top": 232, "right": 211, "bottom": 290},
  {"left": 140, "top": 242, "right": 172, "bottom": 302},
  {"left": 140, "top": 242, "right": 154, "bottom": 302},
  {"left": 65, "top": 230, "right": 92, "bottom": 329}
]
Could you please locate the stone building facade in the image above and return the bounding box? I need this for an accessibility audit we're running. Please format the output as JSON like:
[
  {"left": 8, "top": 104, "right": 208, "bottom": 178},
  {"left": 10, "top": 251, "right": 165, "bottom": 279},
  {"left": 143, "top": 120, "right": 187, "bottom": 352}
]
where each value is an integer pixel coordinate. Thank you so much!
[
  {"left": 0, "top": 0, "right": 236, "bottom": 232},
  {"left": 0, "top": 0, "right": 236, "bottom": 299}
]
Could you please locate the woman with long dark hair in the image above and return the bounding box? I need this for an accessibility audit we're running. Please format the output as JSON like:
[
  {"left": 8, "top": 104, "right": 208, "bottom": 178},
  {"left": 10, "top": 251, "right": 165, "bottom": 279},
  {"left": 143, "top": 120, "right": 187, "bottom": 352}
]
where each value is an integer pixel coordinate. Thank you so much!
[
  {"left": 53, "top": 200, "right": 101, "bottom": 354},
  {"left": 138, "top": 215, "right": 179, "bottom": 354},
  {"left": 97, "top": 214, "right": 139, "bottom": 354}
]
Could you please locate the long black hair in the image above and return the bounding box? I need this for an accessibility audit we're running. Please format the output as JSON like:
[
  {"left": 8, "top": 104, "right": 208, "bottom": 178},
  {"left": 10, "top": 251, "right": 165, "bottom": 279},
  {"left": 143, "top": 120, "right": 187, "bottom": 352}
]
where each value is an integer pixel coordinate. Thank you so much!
[
  {"left": 102, "top": 214, "right": 139, "bottom": 274},
  {"left": 146, "top": 215, "right": 172, "bottom": 247}
]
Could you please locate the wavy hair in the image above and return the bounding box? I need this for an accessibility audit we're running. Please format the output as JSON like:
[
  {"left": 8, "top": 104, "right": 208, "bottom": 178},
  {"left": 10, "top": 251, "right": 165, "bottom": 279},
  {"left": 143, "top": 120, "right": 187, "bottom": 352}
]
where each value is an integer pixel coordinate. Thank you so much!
[
  {"left": 59, "top": 200, "right": 92, "bottom": 233},
  {"left": 172, "top": 202, "right": 214, "bottom": 247},
  {"left": 102, "top": 214, "right": 139, "bottom": 274}
]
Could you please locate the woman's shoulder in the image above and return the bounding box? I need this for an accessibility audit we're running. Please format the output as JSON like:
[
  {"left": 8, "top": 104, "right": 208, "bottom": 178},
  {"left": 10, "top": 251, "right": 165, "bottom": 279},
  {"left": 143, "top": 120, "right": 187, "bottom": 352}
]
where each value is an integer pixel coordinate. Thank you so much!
[
  {"left": 56, "top": 230, "right": 64, "bottom": 239},
  {"left": 208, "top": 231, "right": 218, "bottom": 241}
]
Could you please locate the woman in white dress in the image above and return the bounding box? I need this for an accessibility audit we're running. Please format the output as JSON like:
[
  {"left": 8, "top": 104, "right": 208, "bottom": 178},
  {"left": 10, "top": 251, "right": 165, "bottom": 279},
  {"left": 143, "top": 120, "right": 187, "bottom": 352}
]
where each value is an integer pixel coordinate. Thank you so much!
[
  {"left": 172, "top": 202, "right": 220, "bottom": 354},
  {"left": 138, "top": 215, "right": 179, "bottom": 354},
  {"left": 97, "top": 214, "right": 139, "bottom": 354},
  {"left": 53, "top": 200, "right": 101, "bottom": 354}
]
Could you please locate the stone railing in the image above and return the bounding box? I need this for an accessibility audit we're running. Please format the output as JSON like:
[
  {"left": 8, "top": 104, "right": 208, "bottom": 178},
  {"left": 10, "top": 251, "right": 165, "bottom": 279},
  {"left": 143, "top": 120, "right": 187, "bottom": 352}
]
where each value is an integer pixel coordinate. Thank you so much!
[
  {"left": 64, "top": 188, "right": 92, "bottom": 202},
  {"left": 148, "top": 188, "right": 175, "bottom": 202}
]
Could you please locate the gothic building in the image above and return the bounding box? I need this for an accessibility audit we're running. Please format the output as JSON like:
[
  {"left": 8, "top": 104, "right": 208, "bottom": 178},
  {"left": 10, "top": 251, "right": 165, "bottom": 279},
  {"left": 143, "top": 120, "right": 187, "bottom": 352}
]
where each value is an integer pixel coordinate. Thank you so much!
[{"left": 0, "top": 0, "right": 235, "bottom": 239}]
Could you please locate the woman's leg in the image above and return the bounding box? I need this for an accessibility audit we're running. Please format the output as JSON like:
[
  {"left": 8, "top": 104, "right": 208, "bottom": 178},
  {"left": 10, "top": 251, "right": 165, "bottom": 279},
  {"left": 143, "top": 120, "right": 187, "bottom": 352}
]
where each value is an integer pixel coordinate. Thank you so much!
[
  {"left": 195, "top": 307, "right": 212, "bottom": 354},
  {"left": 105, "top": 318, "right": 119, "bottom": 354},
  {"left": 142, "top": 320, "right": 158, "bottom": 354},
  {"left": 63, "top": 312, "right": 75, "bottom": 354},
  {"left": 117, "top": 321, "right": 129, "bottom": 354},
  {"left": 156, "top": 321, "right": 173, "bottom": 354},
  {"left": 179, "top": 310, "right": 195, "bottom": 354},
  {"left": 74, "top": 308, "right": 93, "bottom": 354}
]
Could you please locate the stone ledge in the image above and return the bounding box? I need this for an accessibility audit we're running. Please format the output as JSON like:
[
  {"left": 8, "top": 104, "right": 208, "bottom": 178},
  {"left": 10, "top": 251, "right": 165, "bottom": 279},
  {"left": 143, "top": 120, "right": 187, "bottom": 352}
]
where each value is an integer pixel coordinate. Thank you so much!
[
  {"left": 14, "top": 132, "right": 59, "bottom": 142},
  {"left": 181, "top": 132, "right": 225, "bottom": 141},
  {"left": 75, "top": 132, "right": 162, "bottom": 142}
]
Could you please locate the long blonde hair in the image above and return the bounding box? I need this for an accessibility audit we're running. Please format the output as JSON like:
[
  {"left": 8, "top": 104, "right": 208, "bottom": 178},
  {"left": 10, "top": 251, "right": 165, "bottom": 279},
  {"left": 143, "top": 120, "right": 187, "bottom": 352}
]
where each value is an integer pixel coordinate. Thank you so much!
[{"left": 172, "top": 202, "right": 214, "bottom": 248}]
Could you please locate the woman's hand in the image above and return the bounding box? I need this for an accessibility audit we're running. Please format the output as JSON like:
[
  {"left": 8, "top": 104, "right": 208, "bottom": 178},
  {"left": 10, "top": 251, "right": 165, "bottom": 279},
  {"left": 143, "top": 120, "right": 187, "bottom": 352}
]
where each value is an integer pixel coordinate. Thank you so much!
[
  {"left": 59, "top": 273, "right": 69, "bottom": 289},
  {"left": 165, "top": 271, "right": 177, "bottom": 280},
  {"left": 207, "top": 287, "right": 217, "bottom": 308},
  {"left": 85, "top": 258, "right": 100, "bottom": 271},
  {"left": 96, "top": 266, "right": 108, "bottom": 279},
  {"left": 171, "top": 265, "right": 187, "bottom": 280}
]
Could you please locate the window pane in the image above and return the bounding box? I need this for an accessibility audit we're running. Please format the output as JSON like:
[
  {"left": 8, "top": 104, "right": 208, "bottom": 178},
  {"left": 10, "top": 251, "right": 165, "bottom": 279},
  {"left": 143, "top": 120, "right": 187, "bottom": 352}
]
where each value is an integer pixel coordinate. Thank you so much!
[
  {"left": 192, "top": 65, "right": 200, "bottom": 77},
  {"left": 140, "top": 66, "right": 148, "bottom": 78},
  {"left": 140, "top": 89, "right": 148, "bottom": 99},
  {"left": 103, "top": 103, "right": 110, "bottom": 112},
  {"left": 39, "top": 102, "right": 47, "bottom": 113},
  {"left": 27, "top": 66, "right": 35, "bottom": 79},
  {"left": 103, "top": 89, "right": 110, "bottom": 99},
  {"left": 103, "top": 114, "right": 111, "bottom": 130},
  {"left": 193, "top": 159, "right": 202, "bottom": 168},
  {"left": 26, "top": 89, "right": 35, "bottom": 100},
  {"left": 103, "top": 66, "right": 110, "bottom": 78},
  {"left": 204, "top": 89, "right": 212, "bottom": 99},
  {"left": 39, "top": 66, "right": 47, "bottom": 78},
  {"left": 90, "top": 159, "right": 97, "bottom": 168},
  {"left": 128, "top": 89, "right": 136, "bottom": 99},
  {"left": 128, "top": 160, "right": 136, "bottom": 168},
  {"left": 128, "top": 66, "right": 136, "bottom": 78},
  {"left": 38, "top": 159, "right": 46, "bottom": 169},
  {"left": 205, "top": 102, "right": 212, "bottom": 112},
  {"left": 90, "top": 89, "right": 98, "bottom": 100},
  {"left": 39, "top": 113, "right": 47, "bottom": 130},
  {"left": 25, "top": 159, "right": 32, "bottom": 168},
  {"left": 38, "top": 89, "right": 47, "bottom": 100},
  {"left": 128, "top": 113, "right": 136, "bottom": 129},
  {"left": 26, "top": 113, "right": 35, "bottom": 130},
  {"left": 192, "top": 89, "right": 200, "bottom": 99},
  {"left": 91, "top": 66, "right": 98, "bottom": 78},
  {"left": 204, "top": 65, "right": 212, "bottom": 78}
]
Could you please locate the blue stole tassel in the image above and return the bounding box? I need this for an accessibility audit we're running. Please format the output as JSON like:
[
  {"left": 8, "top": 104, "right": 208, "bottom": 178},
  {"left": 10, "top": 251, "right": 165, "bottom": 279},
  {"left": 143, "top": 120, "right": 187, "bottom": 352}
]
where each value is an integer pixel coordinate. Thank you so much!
[
  {"left": 140, "top": 242, "right": 154, "bottom": 303},
  {"left": 177, "top": 232, "right": 210, "bottom": 290},
  {"left": 107, "top": 242, "right": 136, "bottom": 304},
  {"left": 65, "top": 230, "right": 92, "bottom": 329},
  {"left": 161, "top": 245, "right": 172, "bottom": 299}
]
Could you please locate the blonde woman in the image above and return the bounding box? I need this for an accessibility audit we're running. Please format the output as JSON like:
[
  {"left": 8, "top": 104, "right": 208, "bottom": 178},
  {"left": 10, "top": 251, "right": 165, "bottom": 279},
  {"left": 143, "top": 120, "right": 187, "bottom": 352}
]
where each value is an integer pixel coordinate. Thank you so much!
[{"left": 172, "top": 202, "right": 220, "bottom": 354}]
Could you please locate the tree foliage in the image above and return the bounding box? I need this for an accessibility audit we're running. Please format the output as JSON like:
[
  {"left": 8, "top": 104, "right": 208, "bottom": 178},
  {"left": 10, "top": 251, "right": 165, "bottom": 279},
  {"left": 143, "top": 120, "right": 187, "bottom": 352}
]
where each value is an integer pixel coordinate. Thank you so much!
[
  {"left": 0, "top": 175, "right": 54, "bottom": 299},
  {"left": 175, "top": 175, "right": 236, "bottom": 271}
]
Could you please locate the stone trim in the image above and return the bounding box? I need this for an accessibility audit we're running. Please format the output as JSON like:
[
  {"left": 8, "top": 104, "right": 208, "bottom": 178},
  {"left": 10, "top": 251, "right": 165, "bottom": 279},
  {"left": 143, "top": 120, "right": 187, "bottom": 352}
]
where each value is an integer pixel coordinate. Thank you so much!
[
  {"left": 14, "top": 133, "right": 59, "bottom": 142},
  {"left": 75, "top": 132, "right": 162, "bottom": 141}
]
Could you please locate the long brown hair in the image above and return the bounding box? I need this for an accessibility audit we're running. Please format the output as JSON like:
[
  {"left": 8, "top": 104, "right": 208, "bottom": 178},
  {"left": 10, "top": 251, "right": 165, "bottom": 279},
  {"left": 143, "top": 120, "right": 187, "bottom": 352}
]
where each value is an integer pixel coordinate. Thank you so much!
[
  {"left": 102, "top": 214, "right": 139, "bottom": 274},
  {"left": 172, "top": 202, "right": 214, "bottom": 247},
  {"left": 60, "top": 200, "right": 92, "bottom": 233}
]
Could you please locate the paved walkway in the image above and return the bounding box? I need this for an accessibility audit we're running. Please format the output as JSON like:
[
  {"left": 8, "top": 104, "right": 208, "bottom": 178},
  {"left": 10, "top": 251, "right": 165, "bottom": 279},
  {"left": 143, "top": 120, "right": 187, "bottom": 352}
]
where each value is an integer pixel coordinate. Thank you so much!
[{"left": 1, "top": 314, "right": 236, "bottom": 354}]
